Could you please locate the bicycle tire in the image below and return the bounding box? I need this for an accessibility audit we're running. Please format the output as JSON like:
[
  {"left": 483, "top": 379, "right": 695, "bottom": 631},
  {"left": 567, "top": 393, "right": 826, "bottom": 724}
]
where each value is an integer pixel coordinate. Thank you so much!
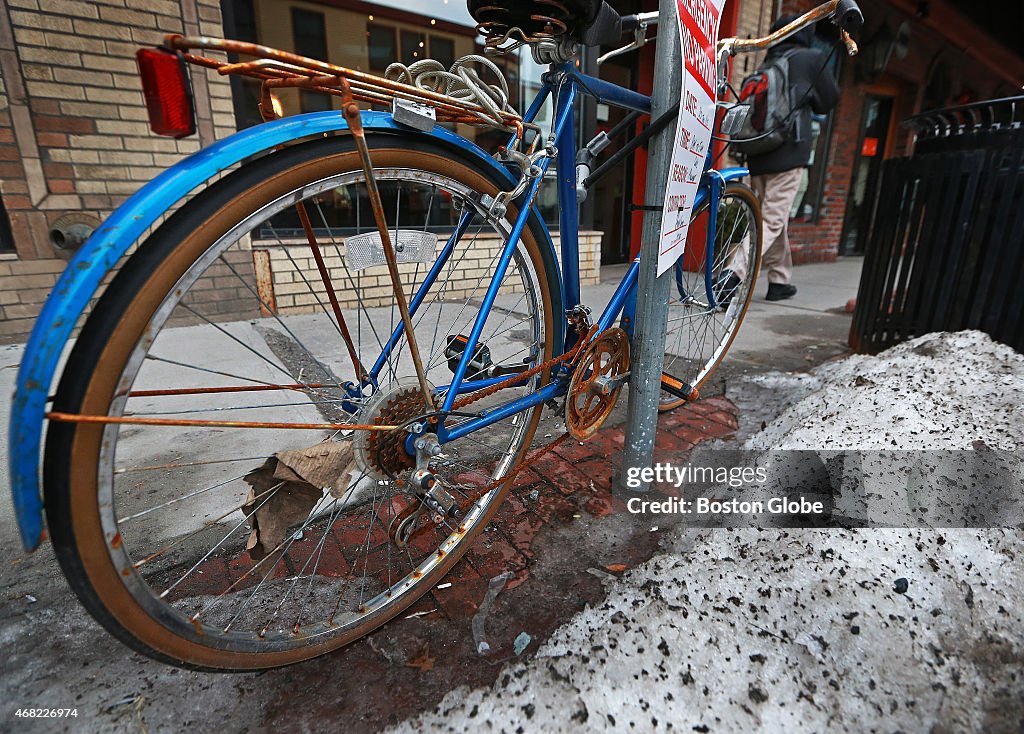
[
  {"left": 44, "top": 133, "right": 561, "bottom": 670},
  {"left": 659, "top": 182, "right": 762, "bottom": 411}
]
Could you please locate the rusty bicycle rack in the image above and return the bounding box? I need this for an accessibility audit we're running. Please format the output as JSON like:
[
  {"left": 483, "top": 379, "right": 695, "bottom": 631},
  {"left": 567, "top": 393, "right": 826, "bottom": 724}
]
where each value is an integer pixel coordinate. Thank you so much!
[
  {"left": 166, "top": 35, "right": 527, "bottom": 138},
  {"left": 171, "top": 35, "right": 538, "bottom": 415},
  {"left": 48, "top": 36, "right": 538, "bottom": 434}
]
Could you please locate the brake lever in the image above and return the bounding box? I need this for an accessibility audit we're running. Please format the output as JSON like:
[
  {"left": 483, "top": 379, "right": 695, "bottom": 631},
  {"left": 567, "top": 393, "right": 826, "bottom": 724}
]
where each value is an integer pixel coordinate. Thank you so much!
[{"left": 597, "top": 19, "right": 650, "bottom": 65}]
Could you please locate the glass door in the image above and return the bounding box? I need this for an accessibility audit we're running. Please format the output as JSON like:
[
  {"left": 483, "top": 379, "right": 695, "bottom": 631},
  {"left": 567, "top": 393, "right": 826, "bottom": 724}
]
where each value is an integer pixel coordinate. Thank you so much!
[{"left": 841, "top": 93, "right": 895, "bottom": 255}]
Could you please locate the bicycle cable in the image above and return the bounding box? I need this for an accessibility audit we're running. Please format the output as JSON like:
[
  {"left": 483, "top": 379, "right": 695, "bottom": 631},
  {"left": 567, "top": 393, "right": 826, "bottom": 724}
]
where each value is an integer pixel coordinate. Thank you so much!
[{"left": 384, "top": 55, "right": 518, "bottom": 128}]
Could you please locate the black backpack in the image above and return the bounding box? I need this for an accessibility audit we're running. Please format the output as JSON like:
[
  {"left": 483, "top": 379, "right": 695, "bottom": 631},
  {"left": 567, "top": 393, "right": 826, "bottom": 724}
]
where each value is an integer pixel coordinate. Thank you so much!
[{"left": 731, "top": 49, "right": 801, "bottom": 157}]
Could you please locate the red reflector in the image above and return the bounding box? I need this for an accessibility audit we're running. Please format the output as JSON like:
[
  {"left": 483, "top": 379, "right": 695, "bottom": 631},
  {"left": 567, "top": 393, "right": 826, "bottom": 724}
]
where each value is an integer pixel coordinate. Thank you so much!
[{"left": 136, "top": 48, "right": 196, "bottom": 139}]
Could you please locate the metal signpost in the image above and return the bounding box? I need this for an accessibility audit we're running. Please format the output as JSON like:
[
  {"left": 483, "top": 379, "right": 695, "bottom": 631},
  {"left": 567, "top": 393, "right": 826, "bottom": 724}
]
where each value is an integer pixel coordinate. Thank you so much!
[
  {"left": 621, "top": 0, "right": 725, "bottom": 493},
  {"left": 620, "top": 0, "right": 681, "bottom": 494}
]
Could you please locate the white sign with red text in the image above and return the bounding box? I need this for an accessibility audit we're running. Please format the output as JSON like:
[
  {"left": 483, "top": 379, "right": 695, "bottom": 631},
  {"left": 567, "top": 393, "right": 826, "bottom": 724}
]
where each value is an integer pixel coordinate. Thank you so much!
[{"left": 657, "top": 0, "right": 726, "bottom": 276}]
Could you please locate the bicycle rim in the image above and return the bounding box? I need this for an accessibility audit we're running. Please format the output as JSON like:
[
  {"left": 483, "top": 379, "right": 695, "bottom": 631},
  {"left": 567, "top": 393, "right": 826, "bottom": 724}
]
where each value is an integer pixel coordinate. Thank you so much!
[
  {"left": 45, "top": 139, "right": 558, "bottom": 668},
  {"left": 660, "top": 183, "right": 762, "bottom": 410}
]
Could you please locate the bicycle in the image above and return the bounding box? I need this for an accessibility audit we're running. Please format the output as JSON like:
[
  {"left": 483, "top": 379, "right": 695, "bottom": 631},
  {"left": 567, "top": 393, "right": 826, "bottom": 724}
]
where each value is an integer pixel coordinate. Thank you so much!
[{"left": 9, "top": 0, "right": 863, "bottom": 669}]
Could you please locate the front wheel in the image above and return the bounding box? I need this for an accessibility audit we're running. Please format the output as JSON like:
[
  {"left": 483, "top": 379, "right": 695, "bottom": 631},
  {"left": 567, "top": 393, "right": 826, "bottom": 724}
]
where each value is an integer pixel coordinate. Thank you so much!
[
  {"left": 660, "top": 182, "right": 762, "bottom": 411},
  {"left": 43, "top": 133, "right": 560, "bottom": 670}
]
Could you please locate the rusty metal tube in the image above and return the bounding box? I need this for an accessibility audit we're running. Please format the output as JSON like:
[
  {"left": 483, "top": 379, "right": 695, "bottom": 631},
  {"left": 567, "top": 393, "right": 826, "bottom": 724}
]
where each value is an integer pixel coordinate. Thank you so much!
[
  {"left": 46, "top": 412, "right": 397, "bottom": 432},
  {"left": 340, "top": 93, "right": 434, "bottom": 412}
]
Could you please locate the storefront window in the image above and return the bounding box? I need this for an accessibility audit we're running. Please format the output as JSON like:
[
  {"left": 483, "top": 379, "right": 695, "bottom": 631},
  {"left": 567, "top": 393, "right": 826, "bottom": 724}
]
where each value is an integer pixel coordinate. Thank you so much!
[
  {"left": 367, "top": 24, "right": 397, "bottom": 72},
  {"left": 400, "top": 30, "right": 426, "bottom": 65},
  {"left": 431, "top": 37, "right": 455, "bottom": 69},
  {"left": 292, "top": 8, "right": 332, "bottom": 112},
  {"left": 222, "top": 0, "right": 262, "bottom": 129},
  {"left": 291, "top": 8, "right": 326, "bottom": 60}
]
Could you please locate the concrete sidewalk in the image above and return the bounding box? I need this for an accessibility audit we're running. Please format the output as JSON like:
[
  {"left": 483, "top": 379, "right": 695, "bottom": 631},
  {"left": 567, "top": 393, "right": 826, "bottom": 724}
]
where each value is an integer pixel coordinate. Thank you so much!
[{"left": 586, "top": 256, "right": 863, "bottom": 391}]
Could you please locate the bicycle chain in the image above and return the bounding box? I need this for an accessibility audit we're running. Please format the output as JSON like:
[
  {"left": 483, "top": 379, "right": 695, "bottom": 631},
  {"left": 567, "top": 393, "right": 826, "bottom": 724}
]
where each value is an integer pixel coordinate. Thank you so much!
[
  {"left": 452, "top": 325, "right": 597, "bottom": 411},
  {"left": 450, "top": 325, "right": 596, "bottom": 499}
]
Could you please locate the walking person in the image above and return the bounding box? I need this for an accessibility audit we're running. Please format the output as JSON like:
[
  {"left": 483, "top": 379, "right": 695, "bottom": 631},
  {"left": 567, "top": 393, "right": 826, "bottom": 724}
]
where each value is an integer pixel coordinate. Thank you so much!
[{"left": 722, "top": 16, "right": 840, "bottom": 302}]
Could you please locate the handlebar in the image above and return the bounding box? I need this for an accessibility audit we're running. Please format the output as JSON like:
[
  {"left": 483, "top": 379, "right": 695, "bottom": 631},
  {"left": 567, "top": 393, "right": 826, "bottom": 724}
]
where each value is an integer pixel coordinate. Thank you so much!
[
  {"left": 718, "top": 0, "right": 864, "bottom": 59},
  {"left": 619, "top": 11, "right": 659, "bottom": 36},
  {"left": 605, "top": 1, "right": 862, "bottom": 67}
]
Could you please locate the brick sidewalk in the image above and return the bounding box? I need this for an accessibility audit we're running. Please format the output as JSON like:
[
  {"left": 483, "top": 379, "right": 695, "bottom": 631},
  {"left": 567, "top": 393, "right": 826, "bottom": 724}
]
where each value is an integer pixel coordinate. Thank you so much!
[
  {"left": 154, "top": 396, "right": 740, "bottom": 732},
  {"left": 412, "top": 395, "right": 741, "bottom": 619}
]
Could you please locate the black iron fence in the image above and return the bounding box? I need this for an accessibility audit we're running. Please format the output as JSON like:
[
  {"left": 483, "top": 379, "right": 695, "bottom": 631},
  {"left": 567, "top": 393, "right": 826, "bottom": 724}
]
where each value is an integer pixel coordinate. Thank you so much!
[{"left": 850, "top": 97, "right": 1024, "bottom": 354}]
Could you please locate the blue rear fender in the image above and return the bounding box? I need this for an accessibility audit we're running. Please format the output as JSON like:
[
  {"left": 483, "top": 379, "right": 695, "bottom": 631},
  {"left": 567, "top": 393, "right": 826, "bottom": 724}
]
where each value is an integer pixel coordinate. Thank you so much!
[{"left": 8, "top": 110, "right": 561, "bottom": 552}]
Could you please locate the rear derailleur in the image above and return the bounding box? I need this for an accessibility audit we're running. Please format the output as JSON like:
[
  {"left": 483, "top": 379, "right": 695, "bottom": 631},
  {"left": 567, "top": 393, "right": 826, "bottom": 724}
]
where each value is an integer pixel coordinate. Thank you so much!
[{"left": 389, "top": 433, "right": 462, "bottom": 547}]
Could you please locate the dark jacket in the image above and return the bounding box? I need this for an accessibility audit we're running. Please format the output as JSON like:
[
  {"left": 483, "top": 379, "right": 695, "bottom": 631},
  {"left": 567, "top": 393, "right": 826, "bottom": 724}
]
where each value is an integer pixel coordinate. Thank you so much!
[{"left": 746, "top": 20, "right": 841, "bottom": 177}]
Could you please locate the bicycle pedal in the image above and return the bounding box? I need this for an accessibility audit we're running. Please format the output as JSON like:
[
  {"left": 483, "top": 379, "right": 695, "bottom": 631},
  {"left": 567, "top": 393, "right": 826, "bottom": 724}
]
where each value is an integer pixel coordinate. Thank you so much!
[
  {"left": 661, "top": 373, "right": 699, "bottom": 402},
  {"left": 445, "top": 335, "right": 493, "bottom": 377}
]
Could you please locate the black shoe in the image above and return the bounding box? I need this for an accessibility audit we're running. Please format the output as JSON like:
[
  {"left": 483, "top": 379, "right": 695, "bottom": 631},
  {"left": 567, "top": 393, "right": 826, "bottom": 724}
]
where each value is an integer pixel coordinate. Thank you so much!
[
  {"left": 714, "top": 270, "right": 742, "bottom": 308},
  {"left": 766, "top": 283, "right": 797, "bottom": 301}
]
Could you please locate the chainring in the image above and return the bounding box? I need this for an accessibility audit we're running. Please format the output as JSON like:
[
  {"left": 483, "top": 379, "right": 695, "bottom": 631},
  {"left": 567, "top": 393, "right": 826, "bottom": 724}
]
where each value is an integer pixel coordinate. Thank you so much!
[
  {"left": 565, "top": 328, "right": 630, "bottom": 440},
  {"left": 353, "top": 378, "right": 436, "bottom": 480}
]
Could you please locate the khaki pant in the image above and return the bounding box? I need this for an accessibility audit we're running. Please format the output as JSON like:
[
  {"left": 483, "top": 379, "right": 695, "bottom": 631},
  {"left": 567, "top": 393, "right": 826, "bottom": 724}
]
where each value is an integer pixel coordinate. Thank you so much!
[{"left": 728, "top": 167, "right": 803, "bottom": 286}]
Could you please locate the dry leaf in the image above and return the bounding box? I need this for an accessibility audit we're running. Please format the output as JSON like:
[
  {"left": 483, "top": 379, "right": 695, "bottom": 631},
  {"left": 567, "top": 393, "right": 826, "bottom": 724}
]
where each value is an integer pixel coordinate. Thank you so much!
[
  {"left": 242, "top": 439, "right": 354, "bottom": 562},
  {"left": 406, "top": 643, "right": 436, "bottom": 672}
]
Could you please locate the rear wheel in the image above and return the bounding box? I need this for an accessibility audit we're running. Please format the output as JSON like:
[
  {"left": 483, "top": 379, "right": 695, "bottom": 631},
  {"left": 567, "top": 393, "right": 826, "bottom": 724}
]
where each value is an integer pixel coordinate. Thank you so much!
[
  {"left": 660, "top": 182, "right": 762, "bottom": 411},
  {"left": 44, "top": 134, "right": 560, "bottom": 670}
]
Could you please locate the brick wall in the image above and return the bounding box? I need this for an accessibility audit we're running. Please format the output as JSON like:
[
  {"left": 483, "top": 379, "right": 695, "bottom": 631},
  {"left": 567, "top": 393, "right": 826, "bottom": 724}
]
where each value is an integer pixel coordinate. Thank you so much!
[
  {"left": 0, "top": 0, "right": 237, "bottom": 343},
  {"left": 769, "top": 0, "right": 1015, "bottom": 266},
  {"left": 259, "top": 231, "right": 603, "bottom": 317}
]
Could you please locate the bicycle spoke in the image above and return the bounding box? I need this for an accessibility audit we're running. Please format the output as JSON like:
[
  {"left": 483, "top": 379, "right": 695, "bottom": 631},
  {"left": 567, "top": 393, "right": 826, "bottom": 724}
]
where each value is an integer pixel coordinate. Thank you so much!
[
  {"left": 262, "top": 224, "right": 346, "bottom": 343},
  {"left": 121, "top": 473, "right": 250, "bottom": 523},
  {"left": 114, "top": 456, "right": 269, "bottom": 474},
  {"left": 155, "top": 481, "right": 286, "bottom": 590},
  {"left": 73, "top": 154, "right": 552, "bottom": 662},
  {"left": 130, "top": 397, "right": 362, "bottom": 418},
  {"left": 217, "top": 254, "right": 346, "bottom": 390}
]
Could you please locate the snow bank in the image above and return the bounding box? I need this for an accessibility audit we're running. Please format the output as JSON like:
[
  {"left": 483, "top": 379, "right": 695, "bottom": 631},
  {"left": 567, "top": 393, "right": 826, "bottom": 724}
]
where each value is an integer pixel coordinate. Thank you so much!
[
  {"left": 748, "top": 330, "right": 1024, "bottom": 451},
  {"left": 390, "top": 332, "right": 1024, "bottom": 733}
]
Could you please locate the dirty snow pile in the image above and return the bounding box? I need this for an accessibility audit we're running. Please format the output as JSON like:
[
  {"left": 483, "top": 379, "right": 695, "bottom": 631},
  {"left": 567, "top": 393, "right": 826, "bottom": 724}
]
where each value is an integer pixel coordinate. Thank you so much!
[
  {"left": 732, "top": 330, "right": 1024, "bottom": 528},
  {"left": 391, "top": 332, "right": 1024, "bottom": 733},
  {"left": 748, "top": 330, "right": 1023, "bottom": 451}
]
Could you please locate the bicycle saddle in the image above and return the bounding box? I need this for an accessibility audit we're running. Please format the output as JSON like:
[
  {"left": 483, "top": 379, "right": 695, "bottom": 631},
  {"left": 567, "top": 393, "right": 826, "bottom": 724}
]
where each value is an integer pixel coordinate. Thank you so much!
[{"left": 468, "top": 0, "right": 624, "bottom": 47}]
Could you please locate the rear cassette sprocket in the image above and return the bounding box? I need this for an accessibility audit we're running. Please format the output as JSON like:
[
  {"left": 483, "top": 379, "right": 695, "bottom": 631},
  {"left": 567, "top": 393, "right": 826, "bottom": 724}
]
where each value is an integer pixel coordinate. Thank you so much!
[{"left": 353, "top": 378, "right": 436, "bottom": 480}]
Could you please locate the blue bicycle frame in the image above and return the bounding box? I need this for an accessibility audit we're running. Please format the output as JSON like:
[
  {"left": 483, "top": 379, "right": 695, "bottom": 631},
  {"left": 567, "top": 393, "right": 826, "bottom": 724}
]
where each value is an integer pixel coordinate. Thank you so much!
[
  {"left": 388, "top": 63, "right": 750, "bottom": 446},
  {"left": 9, "top": 61, "right": 748, "bottom": 552}
]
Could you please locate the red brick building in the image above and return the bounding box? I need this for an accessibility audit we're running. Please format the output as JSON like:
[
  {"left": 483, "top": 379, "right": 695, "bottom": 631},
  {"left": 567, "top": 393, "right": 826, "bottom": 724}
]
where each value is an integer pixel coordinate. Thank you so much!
[
  {"left": 777, "top": 0, "right": 1024, "bottom": 263},
  {"left": 0, "top": 0, "right": 1021, "bottom": 341},
  {"left": 610, "top": 0, "right": 1023, "bottom": 265},
  {"left": 0, "top": 0, "right": 235, "bottom": 341}
]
